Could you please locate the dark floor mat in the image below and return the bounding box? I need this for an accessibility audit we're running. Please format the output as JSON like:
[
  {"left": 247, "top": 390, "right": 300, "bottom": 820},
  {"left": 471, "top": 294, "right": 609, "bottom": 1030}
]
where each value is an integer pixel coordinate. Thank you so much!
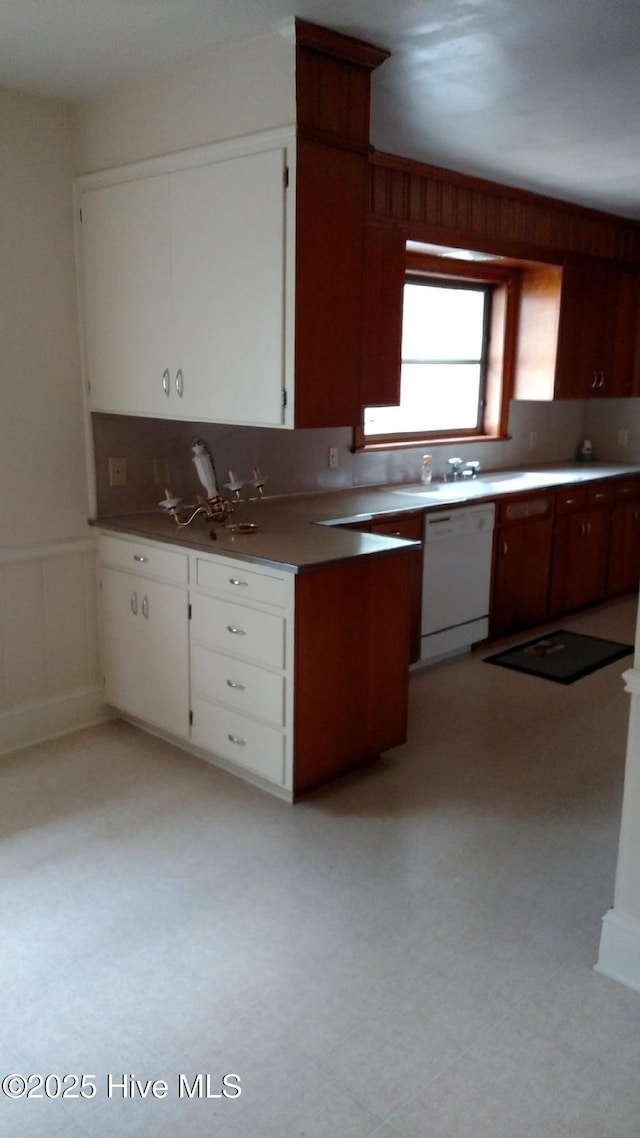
[{"left": 485, "top": 629, "right": 633, "bottom": 684}]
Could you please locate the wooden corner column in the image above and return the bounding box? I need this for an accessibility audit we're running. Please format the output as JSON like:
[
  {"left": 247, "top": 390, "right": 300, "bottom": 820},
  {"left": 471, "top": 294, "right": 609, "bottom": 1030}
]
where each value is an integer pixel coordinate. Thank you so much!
[{"left": 293, "top": 20, "right": 389, "bottom": 428}]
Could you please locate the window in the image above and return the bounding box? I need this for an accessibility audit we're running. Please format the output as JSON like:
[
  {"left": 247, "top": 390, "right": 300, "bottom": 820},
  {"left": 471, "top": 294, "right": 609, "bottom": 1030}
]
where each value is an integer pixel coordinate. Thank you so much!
[
  {"left": 354, "top": 249, "right": 519, "bottom": 452},
  {"left": 364, "top": 277, "right": 491, "bottom": 441}
]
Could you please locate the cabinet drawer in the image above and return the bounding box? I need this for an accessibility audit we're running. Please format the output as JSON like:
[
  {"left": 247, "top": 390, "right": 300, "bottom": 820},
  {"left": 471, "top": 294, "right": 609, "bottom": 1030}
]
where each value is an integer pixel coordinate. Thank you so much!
[
  {"left": 192, "top": 644, "right": 285, "bottom": 726},
  {"left": 370, "top": 514, "right": 424, "bottom": 541},
  {"left": 191, "top": 699, "right": 285, "bottom": 784},
  {"left": 498, "top": 495, "right": 552, "bottom": 524},
  {"left": 554, "top": 487, "right": 587, "bottom": 514},
  {"left": 99, "top": 534, "right": 188, "bottom": 584},
  {"left": 191, "top": 593, "right": 286, "bottom": 668},
  {"left": 612, "top": 477, "right": 640, "bottom": 502},
  {"left": 586, "top": 482, "right": 613, "bottom": 507},
  {"left": 195, "top": 556, "right": 287, "bottom": 607}
]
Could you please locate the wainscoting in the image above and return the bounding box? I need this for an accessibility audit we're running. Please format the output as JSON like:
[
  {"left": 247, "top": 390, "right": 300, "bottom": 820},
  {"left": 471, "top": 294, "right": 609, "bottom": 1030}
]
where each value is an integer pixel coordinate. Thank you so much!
[{"left": 0, "top": 539, "right": 107, "bottom": 754}]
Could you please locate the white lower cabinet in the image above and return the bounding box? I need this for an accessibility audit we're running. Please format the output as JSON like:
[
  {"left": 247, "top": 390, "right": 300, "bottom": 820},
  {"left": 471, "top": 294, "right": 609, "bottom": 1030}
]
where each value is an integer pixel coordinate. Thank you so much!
[
  {"left": 99, "top": 555, "right": 190, "bottom": 740},
  {"left": 189, "top": 556, "right": 292, "bottom": 790},
  {"left": 98, "top": 534, "right": 292, "bottom": 794}
]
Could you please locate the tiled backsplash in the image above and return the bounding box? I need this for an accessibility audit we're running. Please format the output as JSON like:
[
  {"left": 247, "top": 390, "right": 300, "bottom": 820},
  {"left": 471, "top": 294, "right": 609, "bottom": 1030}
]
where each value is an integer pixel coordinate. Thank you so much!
[{"left": 92, "top": 397, "right": 636, "bottom": 517}]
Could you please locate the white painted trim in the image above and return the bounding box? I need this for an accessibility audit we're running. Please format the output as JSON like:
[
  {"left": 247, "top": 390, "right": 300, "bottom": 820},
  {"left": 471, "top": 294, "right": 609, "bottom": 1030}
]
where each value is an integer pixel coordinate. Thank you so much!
[
  {"left": 0, "top": 686, "right": 110, "bottom": 757},
  {"left": 75, "top": 126, "right": 297, "bottom": 191},
  {"left": 0, "top": 537, "right": 96, "bottom": 565},
  {"left": 595, "top": 908, "right": 640, "bottom": 994},
  {"left": 623, "top": 666, "right": 640, "bottom": 696}
]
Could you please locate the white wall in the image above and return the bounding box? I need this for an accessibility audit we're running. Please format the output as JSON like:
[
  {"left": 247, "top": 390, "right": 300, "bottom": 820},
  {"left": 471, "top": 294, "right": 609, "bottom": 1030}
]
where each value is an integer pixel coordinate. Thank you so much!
[
  {"left": 72, "top": 30, "right": 295, "bottom": 174},
  {"left": 0, "top": 87, "right": 103, "bottom": 752},
  {"left": 1, "top": 87, "right": 90, "bottom": 548}
]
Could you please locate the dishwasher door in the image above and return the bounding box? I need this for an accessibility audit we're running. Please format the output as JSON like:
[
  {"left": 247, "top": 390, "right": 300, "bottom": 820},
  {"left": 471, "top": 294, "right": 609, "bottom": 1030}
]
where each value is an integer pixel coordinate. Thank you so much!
[{"left": 420, "top": 502, "right": 495, "bottom": 663}]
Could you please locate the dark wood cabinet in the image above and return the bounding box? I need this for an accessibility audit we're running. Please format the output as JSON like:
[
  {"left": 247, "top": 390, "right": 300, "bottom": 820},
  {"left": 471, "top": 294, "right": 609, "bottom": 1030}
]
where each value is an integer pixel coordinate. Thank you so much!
[
  {"left": 608, "top": 477, "right": 640, "bottom": 596},
  {"left": 369, "top": 513, "right": 423, "bottom": 664},
  {"left": 360, "top": 219, "right": 406, "bottom": 409},
  {"left": 491, "top": 495, "right": 554, "bottom": 638},
  {"left": 549, "top": 484, "right": 612, "bottom": 614},
  {"left": 555, "top": 257, "right": 636, "bottom": 399}
]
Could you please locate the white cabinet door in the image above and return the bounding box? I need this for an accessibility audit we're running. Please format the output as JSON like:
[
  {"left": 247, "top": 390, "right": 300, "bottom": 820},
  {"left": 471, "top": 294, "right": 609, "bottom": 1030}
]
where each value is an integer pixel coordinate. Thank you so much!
[
  {"left": 170, "top": 147, "right": 287, "bottom": 425},
  {"left": 80, "top": 144, "right": 287, "bottom": 425},
  {"left": 80, "top": 177, "right": 174, "bottom": 416},
  {"left": 100, "top": 566, "right": 190, "bottom": 738}
]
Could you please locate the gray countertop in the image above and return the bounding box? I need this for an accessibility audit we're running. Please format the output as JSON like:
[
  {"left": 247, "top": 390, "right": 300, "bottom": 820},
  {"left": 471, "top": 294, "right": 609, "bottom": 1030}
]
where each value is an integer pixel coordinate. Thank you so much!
[{"left": 93, "top": 461, "right": 640, "bottom": 573}]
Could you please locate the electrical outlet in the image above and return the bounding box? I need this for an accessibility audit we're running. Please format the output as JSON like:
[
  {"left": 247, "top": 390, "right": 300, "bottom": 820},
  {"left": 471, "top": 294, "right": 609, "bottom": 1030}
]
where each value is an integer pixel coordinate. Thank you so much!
[
  {"left": 153, "top": 457, "right": 170, "bottom": 486},
  {"left": 618, "top": 429, "right": 629, "bottom": 447},
  {"left": 108, "top": 457, "right": 127, "bottom": 487},
  {"left": 328, "top": 447, "right": 339, "bottom": 469}
]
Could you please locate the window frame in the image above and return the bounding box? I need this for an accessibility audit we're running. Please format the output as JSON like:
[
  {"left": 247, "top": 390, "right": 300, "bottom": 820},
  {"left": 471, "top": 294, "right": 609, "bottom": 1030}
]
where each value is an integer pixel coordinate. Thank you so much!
[{"left": 354, "top": 252, "right": 521, "bottom": 453}]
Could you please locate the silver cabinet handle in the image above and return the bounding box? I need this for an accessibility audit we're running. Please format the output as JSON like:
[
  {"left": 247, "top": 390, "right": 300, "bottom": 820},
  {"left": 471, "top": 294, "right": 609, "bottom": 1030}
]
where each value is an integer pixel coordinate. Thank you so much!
[
  {"left": 229, "top": 578, "right": 248, "bottom": 587},
  {"left": 141, "top": 594, "right": 149, "bottom": 619},
  {"left": 133, "top": 555, "right": 148, "bottom": 563},
  {"left": 591, "top": 371, "right": 598, "bottom": 389},
  {"left": 227, "top": 734, "right": 246, "bottom": 746},
  {"left": 227, "top": 625, "right": 246, "bottom": 635},
  {"left": 226, "top": 679, "right": 246, "bottom": 690},
  {"left": 175, "top": 368, "right": 184, "bottom": 398},
  {"left": 130, "top": 591, "right": 138, "bottom": 615},
  {"left": 162, "top": 368, "right": 171, "bottom": 396}
]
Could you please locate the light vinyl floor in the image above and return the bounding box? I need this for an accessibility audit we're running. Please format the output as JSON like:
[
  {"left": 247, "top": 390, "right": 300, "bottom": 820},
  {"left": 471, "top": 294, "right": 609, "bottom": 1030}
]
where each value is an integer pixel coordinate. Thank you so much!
[{"left": 2, "top": 597, "right": 640, "bottom": 1137}]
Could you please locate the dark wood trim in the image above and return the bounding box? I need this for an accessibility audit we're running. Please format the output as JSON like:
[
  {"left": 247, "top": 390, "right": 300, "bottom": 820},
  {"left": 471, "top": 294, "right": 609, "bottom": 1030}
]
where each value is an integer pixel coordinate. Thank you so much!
[
  {"left": 369, "top": 150, "right": 640, "bottom": 265},
  {"left": 295, "top": 18, "right": 390, "bottom": 71}
]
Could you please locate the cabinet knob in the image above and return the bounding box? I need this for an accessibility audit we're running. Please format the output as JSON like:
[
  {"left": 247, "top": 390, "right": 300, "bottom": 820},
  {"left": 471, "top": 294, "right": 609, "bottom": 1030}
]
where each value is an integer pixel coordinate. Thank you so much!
[
  {"left": 227, "top": 734, "right": 246, "bottom": 746},
  {"left": 133, "top": 554, "right": 148, "bottom": 563},
  {"left": 130, "top": 591, "right": 138, "bottom": 615},
  {"left": 141, "top": 594, "right": 149, "bottom": 619},
  {"left": 226, "top": 679, "right": 246, "bottom": 690},
  {"left": 175, "top": 368, "right": 184, "bottom": 398},
  {"left": 227, "top": 625, "right": 246, "bottom": 636},
  {"left": 162, "top": 368, "right": 171, "bottom": 396},
  {"left": 229, "top": 578, "right": 249, "bottom": 587}
]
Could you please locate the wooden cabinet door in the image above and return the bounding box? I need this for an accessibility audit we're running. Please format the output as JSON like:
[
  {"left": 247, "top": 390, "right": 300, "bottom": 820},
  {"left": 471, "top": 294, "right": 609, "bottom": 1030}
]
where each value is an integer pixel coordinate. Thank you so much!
[
  {"left": 608, "top": 498, "right": 640, "bottom": 596},
  {"left": 550, "top": 507, "right": 610, "bottom": 615},
  {"left": 555, "top": 258, "right": 634, "bottom": 399},
  {"left": 491, "top": 517, "right": 553, "bottom": 638},
  {"left": 170, "top": 147, "right": 287, "bottom": 426},
  {"left": 100, "top": 567, "right": 190, "bottom": 738},
  {"left": 360, "top": 220, "right": 405, "bottom": 408},
  {"left": 81, "top": 177, "right": 173, "bottom": 416}
]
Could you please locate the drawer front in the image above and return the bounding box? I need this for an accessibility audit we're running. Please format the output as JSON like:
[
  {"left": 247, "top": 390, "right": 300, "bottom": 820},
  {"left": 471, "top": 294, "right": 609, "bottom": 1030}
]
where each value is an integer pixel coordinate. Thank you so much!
[
  {"left": 99, "top": 534, "right": 188, "bottom": 584},
  {"left": 195, "top": 556, "right": 287, "bottom": 607},
  {"left": 191, "top": 593, "right": 285, "bottom": 668},
  {"left": 555, "top": 487, "right": 587, "bottom": 514},
  {"left": 370, "top": 514, "right": 424, "bottom": 541},
  {"left": 613, "top": 477, "right": 640, "bottom": 502},
  {"left": 191, "top": 699, "right": 285, "bottom": 784},
  {"left": 192, "top": 644, "right": 285, "bottom": 726},
  {"left": 498, "top": 495, "right": 552, "bottom": 524},
  {"left": 586, "top": 482, "right": 614, "bottom": 508}
]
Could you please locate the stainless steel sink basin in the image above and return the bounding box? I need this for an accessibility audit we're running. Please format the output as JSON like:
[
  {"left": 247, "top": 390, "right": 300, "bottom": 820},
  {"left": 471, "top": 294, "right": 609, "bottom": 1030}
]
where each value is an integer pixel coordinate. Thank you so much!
[{"left": 392, "top": 469, "right": 587, "bottom": 502}]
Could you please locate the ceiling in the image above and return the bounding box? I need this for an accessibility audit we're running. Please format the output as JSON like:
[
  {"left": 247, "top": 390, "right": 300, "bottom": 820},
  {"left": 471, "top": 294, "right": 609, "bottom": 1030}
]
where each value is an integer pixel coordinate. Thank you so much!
[{"left": 2, "top": 0, "right": 640, "bottom": 220}]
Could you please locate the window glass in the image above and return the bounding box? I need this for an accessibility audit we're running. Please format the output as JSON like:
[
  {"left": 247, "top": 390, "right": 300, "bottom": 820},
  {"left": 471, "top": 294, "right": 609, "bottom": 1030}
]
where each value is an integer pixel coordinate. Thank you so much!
[{"left": 364, "top": 278, "right": 490, "bottom": 440}]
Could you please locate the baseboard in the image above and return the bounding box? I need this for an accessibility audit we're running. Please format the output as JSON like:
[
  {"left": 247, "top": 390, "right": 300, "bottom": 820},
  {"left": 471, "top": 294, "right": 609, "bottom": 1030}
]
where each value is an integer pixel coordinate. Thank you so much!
[
  {"left": 595, "top": 908, "right": 640, "bottom": 994},
  {"left": 0, "top": 686, "right": 111, "bottom": 756}
]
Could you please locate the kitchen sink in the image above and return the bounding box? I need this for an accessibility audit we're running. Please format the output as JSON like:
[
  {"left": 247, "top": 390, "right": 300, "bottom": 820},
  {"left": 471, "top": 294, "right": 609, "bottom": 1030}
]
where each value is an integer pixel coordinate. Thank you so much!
[{"left": 392, "top": 468, "right": 590, "bottom": 502}]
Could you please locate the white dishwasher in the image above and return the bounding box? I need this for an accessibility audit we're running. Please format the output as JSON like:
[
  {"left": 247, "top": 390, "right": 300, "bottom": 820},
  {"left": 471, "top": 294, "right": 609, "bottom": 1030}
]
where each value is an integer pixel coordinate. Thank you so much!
[{"left": 420, "top": 502, "right": 495, "bottom": 664}]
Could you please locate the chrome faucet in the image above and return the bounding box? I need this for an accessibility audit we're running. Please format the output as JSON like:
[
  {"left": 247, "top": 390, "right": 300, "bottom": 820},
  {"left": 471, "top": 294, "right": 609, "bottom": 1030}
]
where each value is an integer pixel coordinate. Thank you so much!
[
  {"left": 445, "top": 457, "right": 464, "bottom": 481},
  {"left": 462, "top": 460, "right": 481, "bottom": 479}
]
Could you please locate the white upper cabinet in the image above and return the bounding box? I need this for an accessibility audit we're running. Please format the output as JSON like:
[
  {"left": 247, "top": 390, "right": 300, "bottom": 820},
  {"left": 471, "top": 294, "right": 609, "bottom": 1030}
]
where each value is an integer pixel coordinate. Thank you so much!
[
  {"left": 78, "top": 137, "right": 289, "bottom": 426},
  {"left": 81, "top": 175, "right": 173, "bottom": 417}
]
